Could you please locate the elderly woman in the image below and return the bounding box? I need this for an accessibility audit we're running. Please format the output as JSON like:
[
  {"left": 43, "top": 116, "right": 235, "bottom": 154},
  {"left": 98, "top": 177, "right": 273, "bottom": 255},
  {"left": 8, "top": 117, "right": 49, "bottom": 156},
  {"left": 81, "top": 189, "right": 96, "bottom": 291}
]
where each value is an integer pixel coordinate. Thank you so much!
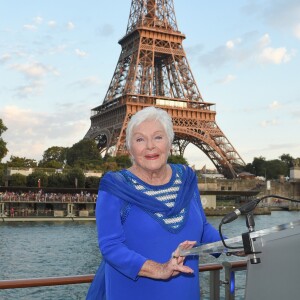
[{"left": 87, "top": 106, "right": 221, "bottom": 300}]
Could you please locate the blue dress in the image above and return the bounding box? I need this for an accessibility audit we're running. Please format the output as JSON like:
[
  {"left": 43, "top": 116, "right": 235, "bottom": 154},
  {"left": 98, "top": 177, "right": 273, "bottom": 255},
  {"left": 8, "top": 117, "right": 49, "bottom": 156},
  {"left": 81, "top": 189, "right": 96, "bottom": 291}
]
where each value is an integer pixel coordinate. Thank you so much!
[{"left": 95, "top": 164, "right": 221, "bottom": 300}]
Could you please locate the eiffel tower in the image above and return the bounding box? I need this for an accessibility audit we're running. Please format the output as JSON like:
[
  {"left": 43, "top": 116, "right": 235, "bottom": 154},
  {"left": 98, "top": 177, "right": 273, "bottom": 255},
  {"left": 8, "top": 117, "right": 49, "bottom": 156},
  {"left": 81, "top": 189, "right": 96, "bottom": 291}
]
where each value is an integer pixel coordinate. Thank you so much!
[{"left": 84, "top": 0, "right": 245, "bottom": 178}]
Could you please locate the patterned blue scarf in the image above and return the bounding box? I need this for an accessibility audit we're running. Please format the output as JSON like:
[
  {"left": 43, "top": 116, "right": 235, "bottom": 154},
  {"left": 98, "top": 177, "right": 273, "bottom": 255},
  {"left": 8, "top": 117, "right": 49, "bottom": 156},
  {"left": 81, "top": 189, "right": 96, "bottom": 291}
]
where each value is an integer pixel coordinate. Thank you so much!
[{"left": 99, "top": 164, "right": 196, "bottom": 218}]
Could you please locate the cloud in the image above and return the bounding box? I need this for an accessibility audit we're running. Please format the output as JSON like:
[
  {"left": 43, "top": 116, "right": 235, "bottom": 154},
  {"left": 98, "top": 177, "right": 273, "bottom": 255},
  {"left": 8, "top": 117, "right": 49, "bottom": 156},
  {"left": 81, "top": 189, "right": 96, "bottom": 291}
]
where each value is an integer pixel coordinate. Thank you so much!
[
  {"left": 1, "top": 105, "right": 89, "bottom": 161},
  {"left": 23, "top": 24, "right": 37, "bottom": 31},
  {"left": 67, "top": 21, "right": 75, "bottom": 30},
  {"left": 75, "top": 49, "right": 88, "bottom": 57},
  {"left": 214, "top": 74, "right": 236, "bottom": 85},
  {"left": 195, "top": 33, "right": 257, "bottom": 70},
  {"left": 263, "top": 142, "right": 298, "bottom": 153},
  {"left": 197, "top": 45, "right": 232, "bottom": 70},
  {"left": 22, "top": 16, "right": 43, "bottom": 32},
  {"left": 48, "top": 20, "right": 57, "bottom": 28},
  {"left": 48, "top": 44, "right": 67, "bottom": 55},
  {"left": 242, "top": 0, "right": 300, "bottom": 39},
  {"left": 269, "top": 101, "right": 280, "bottom": 110},
  {"left": 226, "top": 38, "right": 242, "bottom": 49},
  {"left": 9, "top": 62, "right": 59, "bottom": 98},
  {"left": 258, "top": 33, "right": 271, "bottom": 48},
  {"left": 258, "top": 46, "right": 293, "bottom": 64},
  {"left": 185, "top": 44, "right": 205, "bottom": 57},
  {"left": 291, "top": 109, "right": 300, "bottom": 119},
  {"left": 71, "top": 76, "right": 102, "bottom": 89},
  {"left": 10, "top": 62, "right": 59, "bottom": 79},
  {"left": 13, "top": 81, "right": 44, "bottom": 98},
  {"left": 256, "top": 34, "right": 296, "bottom": 64},
  {"left": 196, "top": 32, "right": 295, "bottom": 70},
  {"left": 0, "top": 53, "right": 12, "bottom": 64},
  {"left": 263, "top": 0, "right": 300, "bottom": 39},
  {"left": 96, "top": 24, "right": 114, "bottom": 37},
  {"left": 34, "top": 16, "right": 43, "bottom": 24},
  {"left": 293, "top": 23, "right": 300, "bottom": 39},
  {"left": 260, "top": 119, "right": 279, "bottom": 127}
]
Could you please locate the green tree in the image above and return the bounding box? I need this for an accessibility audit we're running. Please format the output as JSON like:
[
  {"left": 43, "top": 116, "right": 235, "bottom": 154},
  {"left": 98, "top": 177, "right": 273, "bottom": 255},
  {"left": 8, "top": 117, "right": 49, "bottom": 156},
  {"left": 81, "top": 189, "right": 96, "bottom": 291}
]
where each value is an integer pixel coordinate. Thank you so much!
[
  {"left": 0, "top": 164, "right": 5, "bottom": 185},
  {"left": 252, "top": 156, "right": 267, "bottom": 178},
  {"left": 27, "top": 170, "right": 48, "bottom": 187},
  {"left": 6, "top": 156, "right": 37, "bottom": 168},
  {"left": 9, "top": 173, "right": 27, "bottom": 186},
  {"left": 64, "top": 168, "right": 85, "bottom": 188},
  {"left": 39, "top": 146, "right": 68, "bottom": 168},
  {"left": 102, "top": 161, "right": 118, "bottom": 172},
  {"left": 244, "top": 163, "right": 255, "bottom": 174},
  {"left": 265, "top": 159, "right": 288, "bottom": 179},
  {"left": 85, "top": 176, "right": 101, "bottom": 189},
  {"left": 103, "top": 154, "right": 113, "bottom": 162},
  {"left": 0, "top": 119, "right": 8, "bottom": 162},
  {"left": 247, "top": 155, "right": 292, "bottom": 179},
  {"left": 115, "top": 155, "right": 132, "bottom": 169},
  {"left": 279, "top": 154, "right": 294, "bottom": 168},
  {"left": 47, "top": 172, "right": 67, "bottom": 188},
  {"left": 66, "top": 139, "right": 101, "bottom": 168},
  {"left": 83, "top": 160, "right": 104, "bottom": 170},
  {"left": 39, "top": 160, "right": 63, "bottom": 169},
  {"left": 167, "top": 155, "right": 188, "bottom": 165}
]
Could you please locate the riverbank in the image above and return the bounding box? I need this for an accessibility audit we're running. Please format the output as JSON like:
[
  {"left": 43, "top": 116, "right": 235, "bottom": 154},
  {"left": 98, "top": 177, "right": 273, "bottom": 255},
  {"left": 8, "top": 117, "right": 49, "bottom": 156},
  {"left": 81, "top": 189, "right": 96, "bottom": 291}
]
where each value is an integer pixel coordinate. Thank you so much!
[
  {"left": 0, "top": 207, "right": 273, "bottom": 222},
  {"left": 204, "top": 206, "right": 271, "bottom": 216},
  {"left": 0, "top": 216, "right": 96, "bottom": 222}
]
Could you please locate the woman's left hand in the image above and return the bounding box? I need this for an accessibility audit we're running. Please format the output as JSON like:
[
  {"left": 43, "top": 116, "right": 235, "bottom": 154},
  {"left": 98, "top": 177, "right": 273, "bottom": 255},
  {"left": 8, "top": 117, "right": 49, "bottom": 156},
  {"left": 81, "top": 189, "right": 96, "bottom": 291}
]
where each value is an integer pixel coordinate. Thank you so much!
[
  {"left": 161, "top": 240, "right": 197, "bottom": 279},
  {"left": 139, "top": 240, "right": 197, "bottom": 280}
]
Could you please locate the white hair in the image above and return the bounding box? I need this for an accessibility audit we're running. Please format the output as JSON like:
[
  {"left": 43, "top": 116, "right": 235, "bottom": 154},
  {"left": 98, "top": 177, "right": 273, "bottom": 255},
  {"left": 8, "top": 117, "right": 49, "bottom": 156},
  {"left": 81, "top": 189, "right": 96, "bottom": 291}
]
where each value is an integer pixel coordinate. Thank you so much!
[{"left": 126, "top": 106, "right": 174, "bottom": 152}]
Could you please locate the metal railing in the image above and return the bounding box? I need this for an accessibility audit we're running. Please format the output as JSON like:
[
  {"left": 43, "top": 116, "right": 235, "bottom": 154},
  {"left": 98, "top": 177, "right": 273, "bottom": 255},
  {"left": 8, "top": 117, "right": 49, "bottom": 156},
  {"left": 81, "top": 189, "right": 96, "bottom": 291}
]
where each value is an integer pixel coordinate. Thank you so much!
[{"left": 0, "top": 260, "right": 247, "bottom": 300}]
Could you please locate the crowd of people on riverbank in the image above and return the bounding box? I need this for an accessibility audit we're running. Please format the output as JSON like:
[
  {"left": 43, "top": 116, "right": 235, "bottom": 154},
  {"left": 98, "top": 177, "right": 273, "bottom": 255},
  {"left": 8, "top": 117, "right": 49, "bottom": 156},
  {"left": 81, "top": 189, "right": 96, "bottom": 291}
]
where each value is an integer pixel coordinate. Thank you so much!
[{"left": 0, "top": 191, "right": 97, "bottom": 203}]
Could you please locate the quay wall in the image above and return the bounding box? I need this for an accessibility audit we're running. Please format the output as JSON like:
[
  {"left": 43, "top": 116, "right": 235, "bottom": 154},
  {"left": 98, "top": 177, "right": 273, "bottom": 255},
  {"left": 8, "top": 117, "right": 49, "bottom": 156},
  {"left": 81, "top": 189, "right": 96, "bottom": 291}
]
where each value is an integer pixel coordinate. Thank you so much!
[{"left": 1, "top": 178, "right": 299, "bottom": 220}]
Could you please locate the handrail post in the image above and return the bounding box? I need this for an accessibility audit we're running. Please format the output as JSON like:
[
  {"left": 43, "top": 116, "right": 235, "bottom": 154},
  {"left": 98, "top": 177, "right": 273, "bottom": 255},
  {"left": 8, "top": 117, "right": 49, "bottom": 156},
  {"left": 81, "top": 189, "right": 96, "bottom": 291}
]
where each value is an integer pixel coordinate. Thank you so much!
[
  {"left": 209, "top": 269, "right": 220, "bottom": 300},
  {"left": 222, "top": 260, "right": 247, "bottom": 300},
  {"left": 199, "top": 263, "right": 222, "bottom": 300},
  {"left": 223, "top": 261, "right": 235, "bottom": 300}
]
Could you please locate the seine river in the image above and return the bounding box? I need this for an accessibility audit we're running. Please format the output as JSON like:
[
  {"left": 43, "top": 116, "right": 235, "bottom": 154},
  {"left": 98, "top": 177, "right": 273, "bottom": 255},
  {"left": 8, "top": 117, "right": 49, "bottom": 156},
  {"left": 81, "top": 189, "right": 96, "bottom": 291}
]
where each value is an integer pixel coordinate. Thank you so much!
[{"left": 0, "top": 211, "right": 299, "bottom": 300}]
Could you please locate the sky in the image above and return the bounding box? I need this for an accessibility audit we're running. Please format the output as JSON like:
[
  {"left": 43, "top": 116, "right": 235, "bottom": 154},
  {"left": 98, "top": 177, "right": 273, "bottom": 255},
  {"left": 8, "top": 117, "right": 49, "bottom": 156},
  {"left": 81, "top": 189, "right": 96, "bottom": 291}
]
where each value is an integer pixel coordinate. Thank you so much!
[{"left": 0, "top": 0, "right": 299, "bottom": 170}]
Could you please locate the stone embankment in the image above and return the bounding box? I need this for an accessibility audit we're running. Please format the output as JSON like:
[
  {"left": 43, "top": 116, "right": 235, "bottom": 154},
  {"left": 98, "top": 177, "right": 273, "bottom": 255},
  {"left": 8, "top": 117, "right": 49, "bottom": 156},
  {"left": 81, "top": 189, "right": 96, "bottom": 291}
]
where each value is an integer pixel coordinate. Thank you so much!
[{"left": 204, "top": 207, "right": 271, "bottom": 217}]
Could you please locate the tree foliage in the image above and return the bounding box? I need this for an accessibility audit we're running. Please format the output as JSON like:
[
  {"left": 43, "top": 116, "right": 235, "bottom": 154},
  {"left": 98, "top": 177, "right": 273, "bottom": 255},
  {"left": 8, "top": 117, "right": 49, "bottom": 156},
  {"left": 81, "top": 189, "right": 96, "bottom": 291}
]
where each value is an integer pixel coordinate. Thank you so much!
[
  {"left": 66, "top": 139, "right": 102, "bottom": 168},
  {"left": 168, "top": 155, "right": 188, "bottom": 165},
  {"left": 245, "top": 154, "right": 295, "bottom": 179},
  {"left": 115, "top": 155, "right": 132, "bottom": 169},
  {"left": 85, "top": 176, "right": 101, "bottom": 189},
  {"left": 64, "top": 167, "right": 85, "bottom": 188},
  {"left": 0, "top": 119, "right": 8, "bottom": 162},
  {"left": 27, "top": 170, "right": 48, "bottom": 187},
  {"left": 6, "top": 156, "right": 37, "bottom": 168},
  {"left": 39, "top": 146, "right": 68, "bottom": 168},
  {"left": 47, "top": 173, "right": 68, "bottom": 188},
  {"left": 9, "top": 173, "right": 27, "bottom": 186},
  {"left": 265, "top": 159, "right": 288, "bottom": 179},
  {"left": 279, "top": 153, "right": 294, "bottom": 168}
]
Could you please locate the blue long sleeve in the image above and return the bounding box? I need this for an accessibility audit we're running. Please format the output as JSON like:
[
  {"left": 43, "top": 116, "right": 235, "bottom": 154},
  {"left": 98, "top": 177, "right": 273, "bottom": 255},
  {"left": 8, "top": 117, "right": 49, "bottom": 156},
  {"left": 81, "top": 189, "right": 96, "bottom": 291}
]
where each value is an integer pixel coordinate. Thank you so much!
[{"left": 96, "top": 190, "right": 147, "bottom": 280}]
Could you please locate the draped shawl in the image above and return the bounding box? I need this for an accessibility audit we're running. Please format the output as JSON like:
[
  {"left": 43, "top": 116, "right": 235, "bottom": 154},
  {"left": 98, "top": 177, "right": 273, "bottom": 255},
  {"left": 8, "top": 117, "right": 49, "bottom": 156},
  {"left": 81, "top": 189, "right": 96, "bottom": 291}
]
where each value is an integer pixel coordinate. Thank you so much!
[{"left": 99, "top": 164, "right": 197, "bottom": 218}]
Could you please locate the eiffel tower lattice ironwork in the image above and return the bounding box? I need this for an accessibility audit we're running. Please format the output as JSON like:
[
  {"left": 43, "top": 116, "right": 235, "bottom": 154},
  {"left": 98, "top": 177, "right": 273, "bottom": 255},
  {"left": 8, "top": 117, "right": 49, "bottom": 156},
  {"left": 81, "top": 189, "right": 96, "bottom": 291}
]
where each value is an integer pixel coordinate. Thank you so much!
[{"left": 84, "top": 0, "right": 245, "bottom": 178}]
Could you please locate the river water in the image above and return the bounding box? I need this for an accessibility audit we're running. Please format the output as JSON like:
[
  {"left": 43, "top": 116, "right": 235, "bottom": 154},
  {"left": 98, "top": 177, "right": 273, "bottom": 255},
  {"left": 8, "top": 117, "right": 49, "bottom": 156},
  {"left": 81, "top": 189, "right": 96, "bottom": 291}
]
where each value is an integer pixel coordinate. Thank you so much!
[{"left": 0, "top": 211, "right": 299, "bottom": 300}]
